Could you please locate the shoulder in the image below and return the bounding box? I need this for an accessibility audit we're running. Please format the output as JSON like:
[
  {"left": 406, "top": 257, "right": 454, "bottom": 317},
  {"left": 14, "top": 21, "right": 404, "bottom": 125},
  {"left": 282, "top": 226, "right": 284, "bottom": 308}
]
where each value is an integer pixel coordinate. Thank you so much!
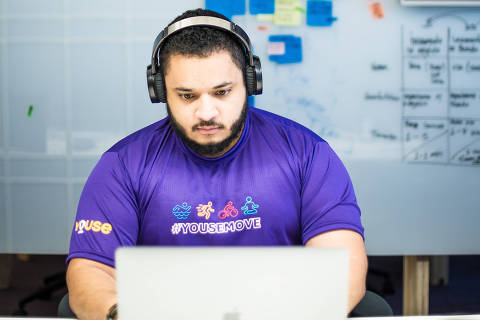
[
  {"left": 248, "top": 107, "right": 328, "bottom": 157},
  {"left": 95, "top": 117, "right": 175, "bottom": 182},
  {"left": 249, "top": 107, "right": 325, "bottom": 143},
  {"left": 106, "top": 117, "right": 171, "bottom": 155}
]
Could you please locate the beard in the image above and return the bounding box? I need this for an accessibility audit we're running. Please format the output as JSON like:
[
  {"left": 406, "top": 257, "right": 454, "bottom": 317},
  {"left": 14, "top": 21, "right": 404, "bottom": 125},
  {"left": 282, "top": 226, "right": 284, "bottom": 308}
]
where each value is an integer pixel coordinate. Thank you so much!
[{"left": 167, "top": 100, "right": 248, "bottom": 157}]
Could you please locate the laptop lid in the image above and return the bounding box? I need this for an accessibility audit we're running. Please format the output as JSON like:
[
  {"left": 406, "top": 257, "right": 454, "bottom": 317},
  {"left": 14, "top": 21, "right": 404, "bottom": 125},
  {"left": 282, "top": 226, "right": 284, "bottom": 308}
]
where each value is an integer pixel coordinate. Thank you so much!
[{"left": 116, "top": 247, "right": 349, "bottom": 320}]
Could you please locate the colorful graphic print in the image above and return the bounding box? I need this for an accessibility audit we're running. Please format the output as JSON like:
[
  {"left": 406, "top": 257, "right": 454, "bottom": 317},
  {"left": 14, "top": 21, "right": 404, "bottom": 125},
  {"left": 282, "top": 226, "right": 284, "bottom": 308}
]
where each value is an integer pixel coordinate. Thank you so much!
[
  {"left": 218, "top": 201, "right": 239, "bottom": 220},
  {"left": 171, "top": 197, "right": 261, "bottom": 236},
  {"left": 172, "top": 202, "right": 191, "bottom": 220},
  {"left": 241, "top": 196, "right": 259, "bottom": 215},
  {"left": 196, "top": 201, "right": 215, "bottom": 220}
]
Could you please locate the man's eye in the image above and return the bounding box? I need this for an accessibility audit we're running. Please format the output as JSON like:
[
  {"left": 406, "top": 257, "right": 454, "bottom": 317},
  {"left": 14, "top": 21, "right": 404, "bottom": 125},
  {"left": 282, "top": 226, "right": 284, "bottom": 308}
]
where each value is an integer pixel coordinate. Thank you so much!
[
  {"left": 180, "top": 93, "right": 194, "bottom": 100},
  {"left": 215, "top": 89, "right": 231, "bottom": 96}
]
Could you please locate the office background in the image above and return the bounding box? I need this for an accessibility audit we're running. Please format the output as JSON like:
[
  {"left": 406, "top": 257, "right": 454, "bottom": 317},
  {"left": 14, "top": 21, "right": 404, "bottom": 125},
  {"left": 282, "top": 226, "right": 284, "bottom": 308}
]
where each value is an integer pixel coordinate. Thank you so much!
[
  {"left": 0, "top": 0, "right": 479, "bottom": 316},
  {"left": 1, "top": 0, "right": 480, "bottom": 255}
]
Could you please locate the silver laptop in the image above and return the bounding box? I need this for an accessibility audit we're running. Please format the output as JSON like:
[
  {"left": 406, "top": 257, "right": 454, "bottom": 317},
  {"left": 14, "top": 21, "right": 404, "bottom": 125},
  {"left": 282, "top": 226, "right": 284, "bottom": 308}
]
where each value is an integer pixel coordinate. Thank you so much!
[{"left": 116, "top": 247, "right": 349, "bottom": 320}]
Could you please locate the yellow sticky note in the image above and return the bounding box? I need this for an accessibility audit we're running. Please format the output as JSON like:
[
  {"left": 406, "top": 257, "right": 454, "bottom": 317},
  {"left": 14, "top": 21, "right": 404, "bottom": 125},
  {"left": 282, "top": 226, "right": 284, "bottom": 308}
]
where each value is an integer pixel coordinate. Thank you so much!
[
  {"left": 274, "top": 0, "right": 302, "bottom": 26},
  {"left": 257, "top": 14, "right": 274, "bottom": 22}
]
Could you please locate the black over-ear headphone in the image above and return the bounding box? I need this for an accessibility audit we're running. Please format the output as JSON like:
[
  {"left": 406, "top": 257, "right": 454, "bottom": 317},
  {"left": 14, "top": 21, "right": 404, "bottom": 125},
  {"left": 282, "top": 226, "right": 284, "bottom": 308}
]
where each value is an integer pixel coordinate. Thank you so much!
[{"left": 146, "top": 16, "right": 263, "bottom": 103}]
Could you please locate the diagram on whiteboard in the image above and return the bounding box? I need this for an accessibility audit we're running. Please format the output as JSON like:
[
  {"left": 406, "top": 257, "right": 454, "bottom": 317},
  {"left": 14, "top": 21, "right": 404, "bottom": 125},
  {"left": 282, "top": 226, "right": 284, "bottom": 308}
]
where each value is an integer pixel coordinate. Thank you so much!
[{"left": 402, "top": 13, "right": 480, "bottom": 166}]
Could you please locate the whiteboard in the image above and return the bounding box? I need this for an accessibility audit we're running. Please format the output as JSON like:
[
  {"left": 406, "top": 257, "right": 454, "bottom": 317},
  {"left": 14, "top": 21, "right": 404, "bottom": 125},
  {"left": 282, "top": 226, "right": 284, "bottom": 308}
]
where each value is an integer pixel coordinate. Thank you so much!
[{"left": 0, "top": 0, "right": 479, "bottom": 254}]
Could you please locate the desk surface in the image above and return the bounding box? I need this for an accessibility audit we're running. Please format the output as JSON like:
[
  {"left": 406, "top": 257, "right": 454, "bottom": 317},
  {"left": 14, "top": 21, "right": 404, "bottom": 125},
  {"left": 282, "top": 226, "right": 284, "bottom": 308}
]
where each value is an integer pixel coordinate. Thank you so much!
[{"left": 1, "top": 316, "right": 480, "bottom": 320}]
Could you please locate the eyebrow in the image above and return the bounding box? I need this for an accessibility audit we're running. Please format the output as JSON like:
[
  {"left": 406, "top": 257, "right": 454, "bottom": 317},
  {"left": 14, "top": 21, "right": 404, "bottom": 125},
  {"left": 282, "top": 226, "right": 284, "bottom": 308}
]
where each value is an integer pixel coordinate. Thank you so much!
[{"left": 174, "top": 81, "right": 233, "bottom": 92}]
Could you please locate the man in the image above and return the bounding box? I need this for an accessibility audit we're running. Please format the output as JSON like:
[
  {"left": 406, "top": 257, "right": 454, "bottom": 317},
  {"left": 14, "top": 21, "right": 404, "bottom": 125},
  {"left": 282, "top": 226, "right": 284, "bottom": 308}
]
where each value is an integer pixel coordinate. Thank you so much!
[{"left": 66, "top": 8, "right": 367, "bottom": 320}]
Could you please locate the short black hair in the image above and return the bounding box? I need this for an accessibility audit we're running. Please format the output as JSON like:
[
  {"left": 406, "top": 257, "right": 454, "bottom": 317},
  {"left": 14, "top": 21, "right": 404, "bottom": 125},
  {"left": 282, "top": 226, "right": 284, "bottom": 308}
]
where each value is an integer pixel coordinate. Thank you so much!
[{"left": 158, "top": 8, "right": 247, "bottom": 85}]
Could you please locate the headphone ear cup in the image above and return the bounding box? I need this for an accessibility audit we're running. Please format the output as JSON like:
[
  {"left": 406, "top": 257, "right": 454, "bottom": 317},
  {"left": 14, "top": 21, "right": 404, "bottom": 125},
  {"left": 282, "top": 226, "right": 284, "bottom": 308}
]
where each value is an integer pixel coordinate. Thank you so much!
[
  {"left": 147, "top": 65, "right": 159, "bottom": 103},
  {"left": 155, "top": 73, "right": 167, "bottom": 103},
  {"left": 245, "top": 65, "right": 256, "bottom": 96},
  {"left": 245, "top": 56, "right": 263, "bottom": 96},
  {"left": 252, "top": 55, "right": 262, "bottom": 95}
]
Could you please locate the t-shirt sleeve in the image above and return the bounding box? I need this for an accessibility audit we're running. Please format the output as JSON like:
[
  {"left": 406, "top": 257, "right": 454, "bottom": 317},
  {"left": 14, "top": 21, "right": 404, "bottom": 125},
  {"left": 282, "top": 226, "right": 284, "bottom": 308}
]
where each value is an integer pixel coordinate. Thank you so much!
[
  {"left": 301, "top": 141, "right": 364, "bottom": 244},
  {"left": 67, "top": 152, "right": 139, "bottom": 267}
]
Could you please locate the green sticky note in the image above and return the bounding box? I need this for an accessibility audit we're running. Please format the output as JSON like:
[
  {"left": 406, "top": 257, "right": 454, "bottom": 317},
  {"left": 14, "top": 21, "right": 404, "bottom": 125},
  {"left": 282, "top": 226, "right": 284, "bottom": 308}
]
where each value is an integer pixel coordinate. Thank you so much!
[
  {"left": 27, "top": 104, "right": 34, "bottom": 117},
  {"left": 274, "top": 0, "right": 302, "bottom": 26}
]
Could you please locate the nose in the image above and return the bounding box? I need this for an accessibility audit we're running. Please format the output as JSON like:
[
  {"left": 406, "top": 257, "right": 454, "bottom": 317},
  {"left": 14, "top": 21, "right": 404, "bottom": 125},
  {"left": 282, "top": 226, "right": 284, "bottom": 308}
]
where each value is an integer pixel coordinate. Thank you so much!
[{"left": 195, "top": 94, "right": 219, "bottom": 121}]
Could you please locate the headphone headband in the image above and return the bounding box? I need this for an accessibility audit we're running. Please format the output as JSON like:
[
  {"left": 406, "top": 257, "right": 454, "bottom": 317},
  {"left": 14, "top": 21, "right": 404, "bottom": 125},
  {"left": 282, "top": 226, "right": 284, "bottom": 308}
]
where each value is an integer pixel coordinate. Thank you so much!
[
  {"left": 150, "top": 16, "right": 254, "bottom": 74},
  {"left": 147, "top": 14, "right": 262, "bottom": 103}
]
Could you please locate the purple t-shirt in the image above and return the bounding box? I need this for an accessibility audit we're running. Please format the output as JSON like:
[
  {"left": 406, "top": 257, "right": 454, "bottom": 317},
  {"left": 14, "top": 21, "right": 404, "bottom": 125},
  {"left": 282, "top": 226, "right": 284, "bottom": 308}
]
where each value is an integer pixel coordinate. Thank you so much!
[{"left": 67, "top": 107, "right": 363, "bottom": 267}]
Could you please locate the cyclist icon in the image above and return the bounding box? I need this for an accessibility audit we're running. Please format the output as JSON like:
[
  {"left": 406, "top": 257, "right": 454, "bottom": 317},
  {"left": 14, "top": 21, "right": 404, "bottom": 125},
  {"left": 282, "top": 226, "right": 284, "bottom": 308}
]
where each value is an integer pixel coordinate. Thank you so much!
[{"left": 218, "top": 201, "right": 239, "bottom": 220}]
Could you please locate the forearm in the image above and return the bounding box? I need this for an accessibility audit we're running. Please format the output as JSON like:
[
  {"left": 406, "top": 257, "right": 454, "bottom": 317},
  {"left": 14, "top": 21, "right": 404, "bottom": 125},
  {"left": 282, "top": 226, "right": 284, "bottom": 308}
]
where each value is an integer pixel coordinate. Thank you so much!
[
  {"left": 66, "top": 258, "right": 117, "bottom": 320},
  {"left": 305, "top": 229, "right": 368, "bottom": 314},
  {"left": 346, "top": 248, "right": 368, "bottom": 313}
]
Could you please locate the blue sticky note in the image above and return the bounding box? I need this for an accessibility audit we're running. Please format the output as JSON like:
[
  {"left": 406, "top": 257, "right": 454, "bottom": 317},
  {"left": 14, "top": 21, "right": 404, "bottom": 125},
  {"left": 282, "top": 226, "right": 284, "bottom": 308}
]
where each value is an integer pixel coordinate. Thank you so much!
[
  {"left": 232, "top": 0, "right": 246, "bottom": 15},
  {"left": 306, "top": 0, "right": 337, "bottom": 27},
  {"left": 206, "top": 0, "right": 245, "bottom": 20},
  {"left": 268, "top": 35, "right": 302, "bottom": 64},
  {"left": 250, "top": 0, "right": 275, "bottom": 14},
  {"left": 247, "top": 95, "right": 255, "bottom": 107}
]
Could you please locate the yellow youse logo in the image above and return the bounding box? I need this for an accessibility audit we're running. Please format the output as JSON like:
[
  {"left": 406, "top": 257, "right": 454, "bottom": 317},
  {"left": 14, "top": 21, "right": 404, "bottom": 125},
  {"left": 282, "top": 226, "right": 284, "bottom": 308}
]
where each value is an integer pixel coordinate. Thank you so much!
[{"left": 75, "top": 220, "right": 112, "bottom": 235}]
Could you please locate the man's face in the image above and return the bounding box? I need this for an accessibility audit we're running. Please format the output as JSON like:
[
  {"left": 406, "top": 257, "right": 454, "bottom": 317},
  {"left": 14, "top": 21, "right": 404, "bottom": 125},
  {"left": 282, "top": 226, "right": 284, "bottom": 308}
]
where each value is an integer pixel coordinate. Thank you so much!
[{"left": 164, "top": 50, "right": 247, "bottom": 157}]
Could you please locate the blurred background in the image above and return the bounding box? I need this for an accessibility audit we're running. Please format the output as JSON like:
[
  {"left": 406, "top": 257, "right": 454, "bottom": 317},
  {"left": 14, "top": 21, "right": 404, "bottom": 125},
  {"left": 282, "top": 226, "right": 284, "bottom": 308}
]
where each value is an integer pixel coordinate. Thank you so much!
[{"left": 0, "top": 0, "right": 479, "bottom": 316}]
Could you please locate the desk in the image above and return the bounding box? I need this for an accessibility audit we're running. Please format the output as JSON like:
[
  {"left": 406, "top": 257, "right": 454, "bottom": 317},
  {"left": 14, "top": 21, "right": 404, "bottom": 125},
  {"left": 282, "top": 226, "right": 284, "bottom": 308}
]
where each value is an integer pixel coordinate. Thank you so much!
[{"left": 1, "top": 316, "right": 479, "bottom": 320}]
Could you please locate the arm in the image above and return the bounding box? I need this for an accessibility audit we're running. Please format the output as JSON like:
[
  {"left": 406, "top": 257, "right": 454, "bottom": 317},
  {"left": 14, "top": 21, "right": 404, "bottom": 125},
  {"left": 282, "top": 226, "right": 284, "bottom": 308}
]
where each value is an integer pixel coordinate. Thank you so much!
[
  {"left": 66, "top": 153, "right": 139, "bottom": 319},
  {"left": 305, "top": 229, "right": 368, "bottom": 313},
  {"left": 66, "top": 258, "right": 117, "bottom": 320}
]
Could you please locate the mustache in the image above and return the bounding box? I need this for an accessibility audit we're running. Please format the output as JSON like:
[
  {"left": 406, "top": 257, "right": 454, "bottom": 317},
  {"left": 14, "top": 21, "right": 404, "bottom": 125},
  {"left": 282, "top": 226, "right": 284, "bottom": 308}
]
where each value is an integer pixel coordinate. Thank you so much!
[{"left": 192, "top": 120, "right": 225, "bottom": 131}]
